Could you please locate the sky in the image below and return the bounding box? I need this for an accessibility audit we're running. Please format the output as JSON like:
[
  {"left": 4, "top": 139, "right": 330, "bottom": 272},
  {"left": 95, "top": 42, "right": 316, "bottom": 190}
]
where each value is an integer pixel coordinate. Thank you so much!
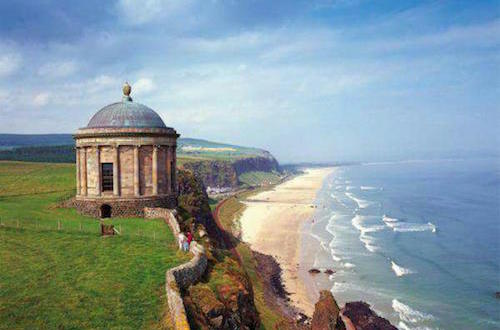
[{"left": 0, "top": 0, "right": 498, "bottom": 162}]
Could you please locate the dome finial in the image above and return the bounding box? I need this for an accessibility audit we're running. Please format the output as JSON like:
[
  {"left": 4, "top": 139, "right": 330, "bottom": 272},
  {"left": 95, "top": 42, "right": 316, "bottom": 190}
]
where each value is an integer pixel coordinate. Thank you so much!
[{"left": 122, "top": 82, "right": 132, "bottom": 101}]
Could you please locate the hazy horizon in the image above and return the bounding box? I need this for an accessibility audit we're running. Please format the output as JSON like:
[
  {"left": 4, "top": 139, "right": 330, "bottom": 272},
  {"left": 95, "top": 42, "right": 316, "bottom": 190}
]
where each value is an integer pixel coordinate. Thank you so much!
[{"left": 0, "top": 1, "right": 498, "bottom": 163}]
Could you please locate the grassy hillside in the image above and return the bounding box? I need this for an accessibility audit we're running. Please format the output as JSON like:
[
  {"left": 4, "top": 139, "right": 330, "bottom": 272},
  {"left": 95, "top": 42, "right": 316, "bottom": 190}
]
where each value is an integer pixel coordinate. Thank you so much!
[
  {"left": 0, "top": 133, "right": 74, "bottom": 149},
  {"left": 178, "top": 138, "right": 270, "bottom": 160},
  {"left": 0, "top": 134, "right": 271, "bottom": 162},
  {"left": 0, "top": 134, "right": 270, "bottom": 162},
  {"left": 0, "top": 161, "right": 189, "bottom": 329},
  {"left": 238, "top": 171, "right": 282, "bottom": 187}
]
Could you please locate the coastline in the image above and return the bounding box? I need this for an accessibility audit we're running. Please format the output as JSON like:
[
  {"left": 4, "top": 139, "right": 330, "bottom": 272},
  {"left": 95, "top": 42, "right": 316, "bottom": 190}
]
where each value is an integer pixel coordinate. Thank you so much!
[{"left": 239, "top": 167, "right": 334, "bottom": 316}]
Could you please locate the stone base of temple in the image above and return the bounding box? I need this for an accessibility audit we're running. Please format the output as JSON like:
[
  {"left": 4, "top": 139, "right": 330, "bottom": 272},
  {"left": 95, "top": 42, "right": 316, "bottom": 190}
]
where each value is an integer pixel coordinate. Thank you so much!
[{"left": 74, "top": 195, "right": 177, "bottom": 218}]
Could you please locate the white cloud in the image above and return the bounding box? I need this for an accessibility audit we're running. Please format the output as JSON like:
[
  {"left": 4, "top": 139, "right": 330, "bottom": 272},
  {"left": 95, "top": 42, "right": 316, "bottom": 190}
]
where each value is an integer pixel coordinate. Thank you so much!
[
  {"left": 133, "top": 78, "right": 156, "bottom": 95},
  {"left": 38, "top": 60, "right": 78, "bottom": 78},
  {"left": 32, "top": 92, "right": 50, "bottom": 106},
  {"left": 0, "top": 53, "right": 21, "bottom": 77},
  {"left": 361, "top": 20, "right": 500, "bottom": 53},
  {"left": 117, "top": 0, "right": 195, "bottom": 25}
]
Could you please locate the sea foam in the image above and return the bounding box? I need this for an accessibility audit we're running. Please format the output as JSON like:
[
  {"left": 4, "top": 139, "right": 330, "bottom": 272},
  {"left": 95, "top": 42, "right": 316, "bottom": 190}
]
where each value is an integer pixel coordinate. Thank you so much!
[
  {"left": 352, "top": 215, "right": 384, "bottom": 252},
  {"left": 330, "top": 249, "right": 342, "bottom": 262},
  {"left": 398, "top": 322, "right": 435, "bottom": 330},
  {"left": 391, "top": 261, "right": 414, "bottom": 277},
  {"left": 392, "top": 299, "right": 434, "bottom": 324},
  {"left": 383, "top": 215, "right": 437, "bottom": 233},
  {"left": 346, "top": 192, "right": 374, "bottom": 209}
]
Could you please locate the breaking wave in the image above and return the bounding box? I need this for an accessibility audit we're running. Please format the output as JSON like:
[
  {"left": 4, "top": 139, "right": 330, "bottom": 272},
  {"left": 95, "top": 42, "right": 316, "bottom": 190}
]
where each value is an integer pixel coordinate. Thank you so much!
[
  {"left": 346, "top": 192, "right": 374, "bottom": 209},
  {"left": 391, "top": 261, "right": 414, "bottom": 277},
  {"left": 398, "top": 322, "right": 435, "bottom": 330},
  {"left": 360, "top": 186, "right": 378, "bottom": 190},
  {"left": 352, "top": 215, "right": 384, "bottom": 252},
  {"left": 383, "top": 215, "right": 437, "bottom": 233},
  {"left": 392, "top": 299, "right": 434, "bottom": 324},
  {"left": 330, "top": 249, "right": 342, "bottom": 262}
]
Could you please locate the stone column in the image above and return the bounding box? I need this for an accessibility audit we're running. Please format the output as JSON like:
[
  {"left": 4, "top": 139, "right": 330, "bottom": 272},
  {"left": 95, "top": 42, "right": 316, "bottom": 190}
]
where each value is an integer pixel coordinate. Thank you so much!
[
  {"left": 134, "top": 145, "right": 140, "bottom": 196},
  {"left": 166, "top": 145, "right": 172, "bottom": 193},
  {"left": 152, "top": 145, "right": 158, "bottom": 196},
  {"left": 81, "top": 147, "right": 88, "bottom": 196},
  {"left": 113, "top": 145, "right": 120, "bottom": 196},
  {"left": 95, "top": 146, "right": 101, "bottom": 196},
  {"left": 172, "top": 145, "right": 177, "bottom": 193},
  {"left": 76, "top": 147, "right": 81, "bottom": 196}
]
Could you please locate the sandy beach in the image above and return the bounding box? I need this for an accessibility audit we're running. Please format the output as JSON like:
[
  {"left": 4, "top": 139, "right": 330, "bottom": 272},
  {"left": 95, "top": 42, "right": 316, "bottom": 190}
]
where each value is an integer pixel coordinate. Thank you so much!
[{"left": 239, "top": 167, "right": 334, "bottom": 315}]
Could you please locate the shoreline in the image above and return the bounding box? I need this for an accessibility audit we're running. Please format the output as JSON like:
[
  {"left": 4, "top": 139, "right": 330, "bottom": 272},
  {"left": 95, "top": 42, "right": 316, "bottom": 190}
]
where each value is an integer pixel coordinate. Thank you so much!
[{"left": 239, "top": 167, "right": 335, "bottom": 316}]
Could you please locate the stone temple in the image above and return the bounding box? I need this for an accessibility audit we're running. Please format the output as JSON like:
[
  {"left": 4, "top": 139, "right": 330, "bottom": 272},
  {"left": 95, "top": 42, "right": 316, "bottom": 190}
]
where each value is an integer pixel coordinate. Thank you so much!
[{"left": 73, "top": 83, "right": 179, "bottom": 218}]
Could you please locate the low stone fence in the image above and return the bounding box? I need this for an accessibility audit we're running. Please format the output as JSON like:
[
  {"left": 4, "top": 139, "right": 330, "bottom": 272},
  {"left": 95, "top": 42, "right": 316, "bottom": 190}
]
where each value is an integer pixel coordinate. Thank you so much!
[
  {"left": 144, "top": 207, "right": 181, "bottom": 237},
  {"left": 144, "top": 207, "right": 207, "bottom": 330}
]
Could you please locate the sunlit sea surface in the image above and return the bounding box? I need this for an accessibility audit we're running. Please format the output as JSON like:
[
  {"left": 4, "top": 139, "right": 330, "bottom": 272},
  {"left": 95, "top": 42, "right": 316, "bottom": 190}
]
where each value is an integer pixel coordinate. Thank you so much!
[{"left": 306, "top": 158, "right": 500, "bottom": 329}]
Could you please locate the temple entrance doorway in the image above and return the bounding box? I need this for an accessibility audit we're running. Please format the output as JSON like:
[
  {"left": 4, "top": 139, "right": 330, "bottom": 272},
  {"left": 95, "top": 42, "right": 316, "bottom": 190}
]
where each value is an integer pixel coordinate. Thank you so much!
[{"left": 100, "top": 204, "right": 112, "bottom": 218}]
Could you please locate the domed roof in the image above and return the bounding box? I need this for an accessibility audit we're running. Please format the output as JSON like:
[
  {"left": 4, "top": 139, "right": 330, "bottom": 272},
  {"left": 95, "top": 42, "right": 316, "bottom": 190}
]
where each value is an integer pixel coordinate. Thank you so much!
[{"left": 87, "top": 83, "right": 166, "bottom": 128}]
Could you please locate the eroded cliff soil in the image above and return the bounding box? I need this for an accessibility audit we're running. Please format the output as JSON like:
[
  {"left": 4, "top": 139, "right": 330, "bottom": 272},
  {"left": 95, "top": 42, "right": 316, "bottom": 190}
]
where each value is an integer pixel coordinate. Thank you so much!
[{"left": 177, "top": 169, "right": 260, "bottom": 329}]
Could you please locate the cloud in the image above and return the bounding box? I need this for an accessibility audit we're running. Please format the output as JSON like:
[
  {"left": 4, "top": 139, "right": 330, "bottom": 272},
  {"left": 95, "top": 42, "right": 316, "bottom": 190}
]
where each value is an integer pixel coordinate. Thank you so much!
[
  {"left": 38, "top": 60, "right": 78, "bottom": 78},
  {"left": 0, "top": 1, "right": 497, "bottom": 161},
  {"left": 32, "top": 92, "right": 50, "bottom": 106},
  {"left": 0, "top": 53, "right": 21, "bottom": 77},
  {"left": 116, "top": 0, "right": 195, "bottom": 25},
  {"left": 366, "top": 20, "right": 500, "bottom": 53},
  {"left": 133, "top": 78, "right": 156, "bottom": 95}
]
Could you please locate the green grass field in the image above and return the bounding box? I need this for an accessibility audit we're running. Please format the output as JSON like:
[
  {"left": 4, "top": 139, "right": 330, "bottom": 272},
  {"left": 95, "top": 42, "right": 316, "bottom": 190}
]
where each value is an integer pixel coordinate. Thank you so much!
[
  {"left": 0, "top": 161, "right": 189, "bottom": 329},
  {"left": 238, "top": 171, "right": 282, "bottom": 187}
]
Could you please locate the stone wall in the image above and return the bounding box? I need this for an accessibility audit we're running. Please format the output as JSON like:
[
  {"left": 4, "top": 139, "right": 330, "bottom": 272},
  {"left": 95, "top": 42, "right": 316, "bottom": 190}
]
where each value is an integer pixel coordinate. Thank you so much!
[
  {"left": 166, "top": 242, "right": 207, "bottom": 330},
  {"left": 144, "top": 207, "right": 181, "bottom": 236},
  {"left": 75, "top": 196, "right": 176, "bottom": 218},
  {"left": 145, "top": 207, "right": 208, "bottom": 330}
]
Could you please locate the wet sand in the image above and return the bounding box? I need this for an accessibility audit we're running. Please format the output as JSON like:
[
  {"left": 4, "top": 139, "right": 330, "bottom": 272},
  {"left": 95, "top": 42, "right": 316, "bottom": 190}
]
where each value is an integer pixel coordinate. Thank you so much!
[{"left": 239, "top": 168, "right": 334, "bottom": 316}]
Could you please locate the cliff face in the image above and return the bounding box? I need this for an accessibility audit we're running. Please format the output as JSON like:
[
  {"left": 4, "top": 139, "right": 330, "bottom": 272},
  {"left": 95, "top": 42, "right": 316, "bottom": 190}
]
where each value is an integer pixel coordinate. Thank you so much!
[
  {"left": 342, "top": 302, "right": 397, "bottom": 330},
  {"left": 184, "top": 254, "right": 260, "bottom": 330},
  {"left": 177, "top": 169, "right": 260, "bottom": 329},
  {"left": 181, "top": 155, "right": 280, "bottom": 189},
  {"left": 311, "top": 291, "right": 345, "bottom": 330},
  {"left": 181, "top": 160, "right": 239, "bottom": 188},
  {"left": 232, "top": 154, "right": 280, "bottom": 176},
  {"left": 177, "top": 169, "right": 226, "bottom": 247}
]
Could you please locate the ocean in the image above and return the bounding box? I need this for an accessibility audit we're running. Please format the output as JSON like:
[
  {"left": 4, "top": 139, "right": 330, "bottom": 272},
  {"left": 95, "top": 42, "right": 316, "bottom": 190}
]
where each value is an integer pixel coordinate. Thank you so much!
[{"left": 303, "top": 158, "right": 500, "bottom": 329}]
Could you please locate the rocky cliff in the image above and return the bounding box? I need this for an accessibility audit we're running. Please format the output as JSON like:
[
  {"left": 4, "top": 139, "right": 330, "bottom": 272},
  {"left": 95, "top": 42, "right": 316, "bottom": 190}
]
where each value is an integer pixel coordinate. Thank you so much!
[
  {"left": 232, "top": 154, "right": 280, "bottom": 176},
  {"left": 180, "top": 160, "right": 239, "bottom": 189},
  {"left": 177, "top": 168, "right": 225, "bottom": 246},
  {"left": 311, "top": 291, "right": 345, "bottom": 330},
  {"left": 176, "top": 169, "right": 260, "bottom": 329},
  {"left": 342, "top": 301, "right": 397, "bottom": 330},
  {"left": 180, "top": 155, "right": 281, "bottom": 189}
]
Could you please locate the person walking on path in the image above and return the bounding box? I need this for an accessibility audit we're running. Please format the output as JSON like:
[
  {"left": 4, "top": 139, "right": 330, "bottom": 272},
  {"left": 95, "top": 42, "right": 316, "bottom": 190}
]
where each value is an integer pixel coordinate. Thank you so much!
[
  {"left": 187, "top": 231, "right": 193, "bottom": 244},
  {"left": 178, "top": 232, "right": 187, "bottom": 251}
]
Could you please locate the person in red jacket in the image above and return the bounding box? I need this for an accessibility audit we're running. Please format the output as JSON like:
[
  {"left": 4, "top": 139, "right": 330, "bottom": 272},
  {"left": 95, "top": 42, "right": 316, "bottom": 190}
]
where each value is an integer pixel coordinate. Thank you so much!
[{"left": 187, "top": 231, "right": 193, "bottom": 245}]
